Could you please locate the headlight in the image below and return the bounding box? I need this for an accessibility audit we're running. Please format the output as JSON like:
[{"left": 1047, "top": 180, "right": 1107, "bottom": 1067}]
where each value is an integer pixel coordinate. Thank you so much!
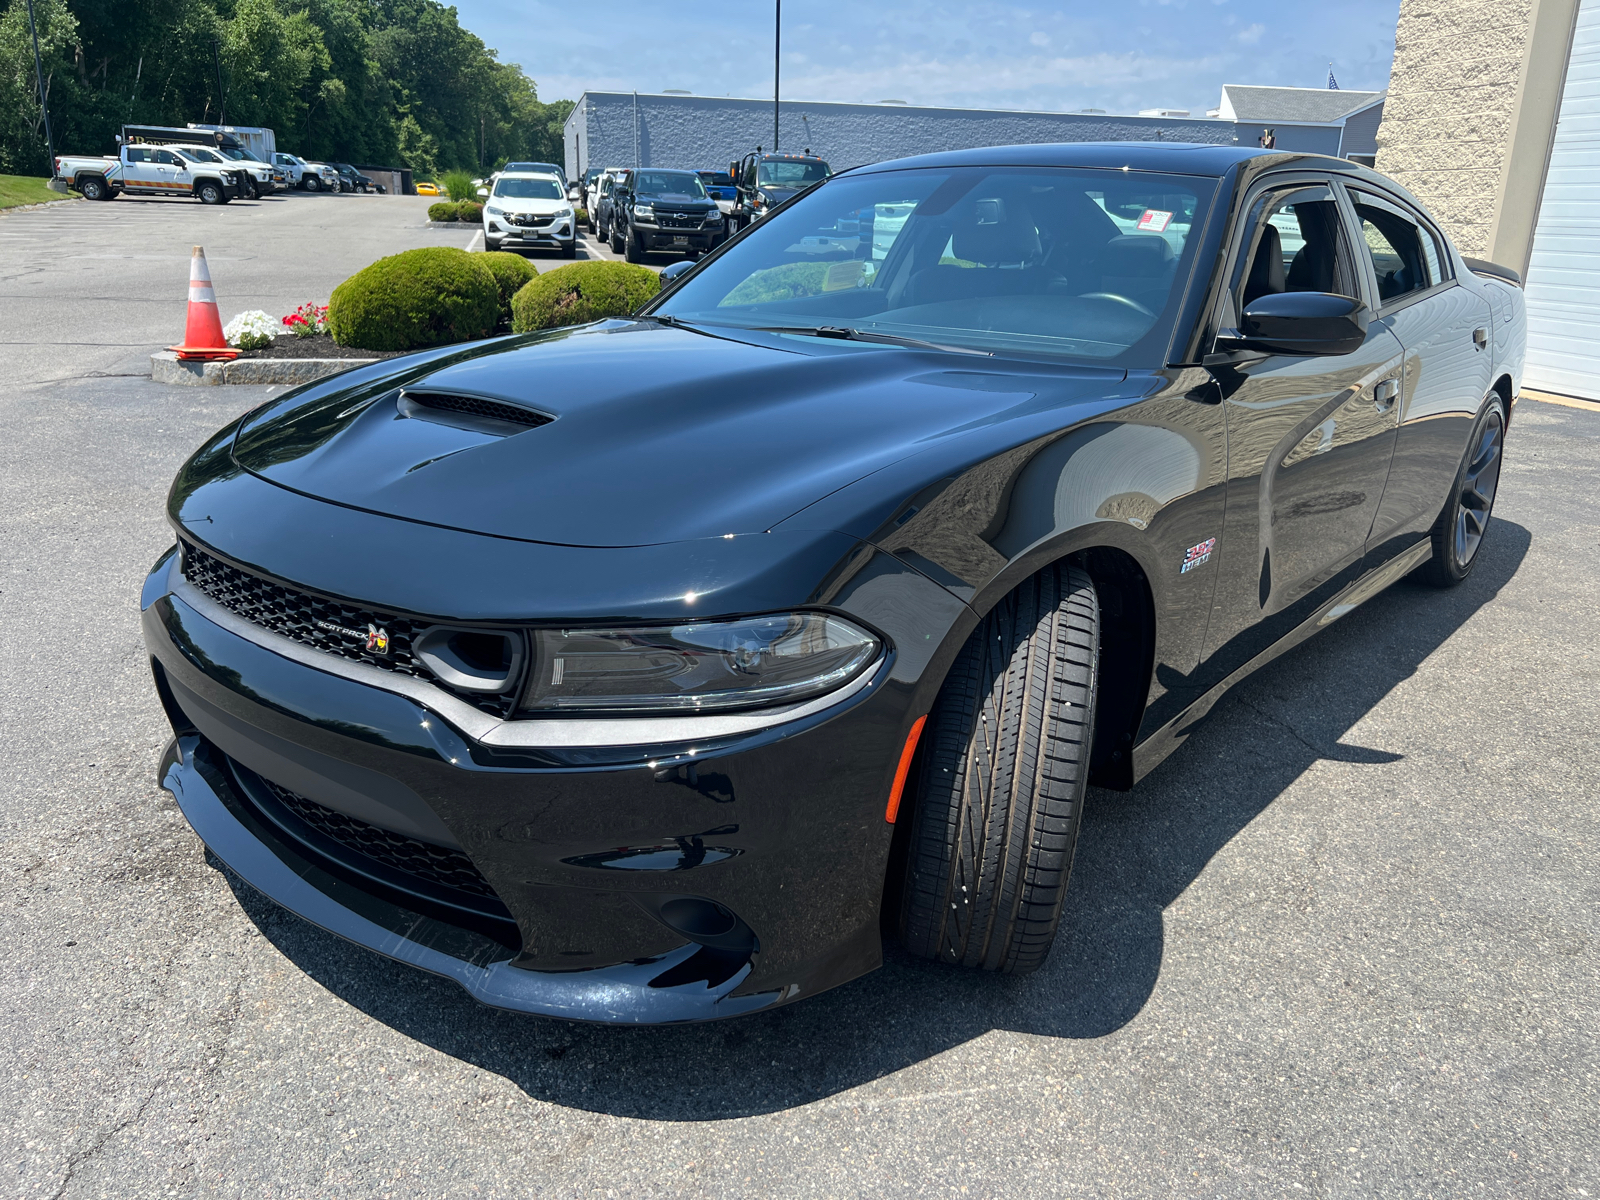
[
  {"left": 520, "top": 612, "right": 879, "bottom": 714},
  {"left": 703, "top": 210, "right": 723, "bottom": 224},
  {"left": 555, "top": 205, "right": 573, "bottom": 217},
  {"left": 485, "top": 205, "right": 504, "bottom": 216},
  {"left": 634, "top": 203, "right": 655, "bottom": 220}
]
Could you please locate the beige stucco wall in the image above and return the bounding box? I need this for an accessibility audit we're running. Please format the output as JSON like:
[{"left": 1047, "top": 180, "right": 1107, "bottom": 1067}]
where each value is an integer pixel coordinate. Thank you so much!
[
  {"left": 1377, "top": 0, "right": 1536, "bottom": 255},
  {"left": 1377, "top": 0, "right": 1580, "bottom": 267}
]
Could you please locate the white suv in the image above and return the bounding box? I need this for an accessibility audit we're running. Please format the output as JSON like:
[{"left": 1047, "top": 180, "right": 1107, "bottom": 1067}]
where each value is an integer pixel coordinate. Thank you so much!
[{"left": 480, "top": 172, "right": 577, "bottom": 257}]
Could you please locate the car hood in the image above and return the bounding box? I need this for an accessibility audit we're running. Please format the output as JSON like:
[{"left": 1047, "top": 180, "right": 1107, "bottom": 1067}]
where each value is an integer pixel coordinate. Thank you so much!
[
  {"left": 230, "top": 322, "right": 1132, "bottom": 548},
  {"left": 491, "top": 197, "right": 566, "bottom": 214}
]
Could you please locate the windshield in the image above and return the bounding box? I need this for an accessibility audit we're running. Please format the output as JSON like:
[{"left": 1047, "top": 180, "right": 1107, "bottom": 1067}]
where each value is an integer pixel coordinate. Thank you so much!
[
  {"left": 757, "top": 160, "right": 830, "bottom": 186},
  {"left": 185, "top": 148, "right": 224, "bottom": 162},
  {"left": 494, "top": 176, "right": 564, "bottom": 200},
  {"left": 634, "top": 171, "right": 708, "bottom": 199},
  {"left": 218, "top": 148, "right": 249, "bottom": 161},
  {"left": 655, "top": 165, "right": 1213, "bottom": 365}
]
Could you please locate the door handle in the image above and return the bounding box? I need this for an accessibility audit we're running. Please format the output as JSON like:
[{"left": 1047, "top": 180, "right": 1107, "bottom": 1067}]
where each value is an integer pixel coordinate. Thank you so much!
[
  {"left": 1373, "top": 378, "right": 1400, "bottom": 412},
  {"left": 1473, "top": 327, "right": 1488, "bottom": 350}
]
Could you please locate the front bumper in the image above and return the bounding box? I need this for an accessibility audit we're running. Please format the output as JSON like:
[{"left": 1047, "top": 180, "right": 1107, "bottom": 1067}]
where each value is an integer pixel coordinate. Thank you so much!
[
  {"left": 141, "top": 538, "right": 929, "bottom": 1022},
  {"left": 634, "top": 223, "right": 721, "bottom": 251},
  {"left": 487, "top": 217, "right": 575, "bottom": 248}
]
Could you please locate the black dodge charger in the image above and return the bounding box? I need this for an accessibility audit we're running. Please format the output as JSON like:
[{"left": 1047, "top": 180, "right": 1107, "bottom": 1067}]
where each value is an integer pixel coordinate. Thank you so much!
[{"left": 144, "top": 144, "right": 1527, "bottom": 1023}]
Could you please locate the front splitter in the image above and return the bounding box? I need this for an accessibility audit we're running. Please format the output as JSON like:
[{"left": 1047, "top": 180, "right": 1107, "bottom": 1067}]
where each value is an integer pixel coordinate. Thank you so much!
[{"left": 160, "top": 735, "right": 787, "bottom": 1024}]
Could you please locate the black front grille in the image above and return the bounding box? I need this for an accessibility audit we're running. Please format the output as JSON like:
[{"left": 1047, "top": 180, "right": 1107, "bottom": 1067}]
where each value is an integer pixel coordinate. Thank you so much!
[
  {"left": 404, "top": 391, "right": 550, "bottom": 428},
  {"left": 512, "top": 213, "right": 554, "bottom": 228},
  {"left": 182, "top": 544, "right": 519, "bottom": 718},
  {"left": 656, "top": 212, "right": 706, "bottom": 230},
  {"left": 258, "top": 776, "right": 499, "bottom": 899}
]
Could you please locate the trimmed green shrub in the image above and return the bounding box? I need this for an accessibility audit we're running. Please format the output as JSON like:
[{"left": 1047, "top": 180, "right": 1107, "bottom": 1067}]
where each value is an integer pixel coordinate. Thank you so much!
[
  {"left": 329, "top": 247, "right": 499, "bottom": 352},
  {"left": 510, "top": 261, "right": 659, "bottom": 333},
  {"left": 442, "top": 169, "right": 477, "bottom": 203},
  {"left": 427, "top": 201, "right": 458, "bottom": 222},
  {"left": 457, "top": 201, "right": 484, "bottom": 222},
  {"left": 574, "top": 207, "right": 589, "bottom": 226},
  {"left": 479, "top": 252, "right": 538, "bottom": 330}
]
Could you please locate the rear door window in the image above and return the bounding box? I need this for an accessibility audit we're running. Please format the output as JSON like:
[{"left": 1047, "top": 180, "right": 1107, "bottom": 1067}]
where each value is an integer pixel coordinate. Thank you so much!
[{"left": 1350, "top": 190, "right": 1441, "bottom": 305}]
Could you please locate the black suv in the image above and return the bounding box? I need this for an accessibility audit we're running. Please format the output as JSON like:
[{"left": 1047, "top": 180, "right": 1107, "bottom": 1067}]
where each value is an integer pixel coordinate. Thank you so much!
[
  {"left": 608, "top": 168, "right": 725, "bottom": 261},
  {"left": 330, "top": 163, "right": 376, "bottom": 193},
  {"left": 730, "top": 151, "right": 831, "bottom": 230}
]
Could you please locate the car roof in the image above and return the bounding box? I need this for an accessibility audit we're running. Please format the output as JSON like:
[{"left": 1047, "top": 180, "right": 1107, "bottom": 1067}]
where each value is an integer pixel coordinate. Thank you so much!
[
  {"left": 847, "top": 142, "right": 1343, "bottom": 178},
  {"left": 759, "top": 152, "right": 826, "bottom": 162},
  {"left": 496, "top": 171, "right": 563, "bottom": 180}
]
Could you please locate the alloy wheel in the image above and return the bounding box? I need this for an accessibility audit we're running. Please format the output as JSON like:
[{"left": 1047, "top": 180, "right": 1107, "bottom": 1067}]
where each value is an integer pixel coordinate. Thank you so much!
[{"left": 1454, "top": 407, "right": 1504, "bottom": 567}]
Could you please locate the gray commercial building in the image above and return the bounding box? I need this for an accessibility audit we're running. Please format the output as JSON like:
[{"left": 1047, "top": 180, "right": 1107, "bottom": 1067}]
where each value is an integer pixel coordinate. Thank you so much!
[{"left": 561, "top": 87, "right": 1388, "bottom": 180}]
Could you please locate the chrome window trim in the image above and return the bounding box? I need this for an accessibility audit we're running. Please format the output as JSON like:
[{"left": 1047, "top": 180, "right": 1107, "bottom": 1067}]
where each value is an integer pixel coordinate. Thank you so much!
[{"left": 167, "top": 566, "right": 884, "bottom": 748}]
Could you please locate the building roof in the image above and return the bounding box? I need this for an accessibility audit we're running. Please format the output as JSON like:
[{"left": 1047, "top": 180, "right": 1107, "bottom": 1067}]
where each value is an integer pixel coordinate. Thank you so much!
[{"left": 1219, "top": 85, "right": 1385, "bottom": 125}]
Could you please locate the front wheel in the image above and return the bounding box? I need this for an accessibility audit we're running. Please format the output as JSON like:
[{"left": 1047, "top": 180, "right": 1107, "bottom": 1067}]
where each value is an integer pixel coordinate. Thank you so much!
[
  {"left": 900, "top": 564, "right": 1100, "bottom": 975},
  {"left": 624, "top": 228, "right": 646, "bottom": 263},
  {"left": 561, "top": 239, "right": 577, "bottom": 259},
  {"left": 1415, "top": 394, "right": 1506, "bottom": 588},
  {"left": 303, "top": 176, "right": 320, "bottom": 193},
  {"left": 197, "top": 181, "right": 224, "bottom": 205}
]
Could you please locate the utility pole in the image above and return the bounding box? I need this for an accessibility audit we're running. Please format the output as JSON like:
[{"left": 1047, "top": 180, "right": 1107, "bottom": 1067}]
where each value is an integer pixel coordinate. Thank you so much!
[
  {"left": 773, "top": 0, "right": 781, "bottom": 151},
  {"left": 24, "top": 0, "right": 57, "bottom": 177},
  {"left": 632, "top": 90, "right": 639, "bottom": 171},
  {"left": 211, "top": 37, "right": 226, "bottom": 127}
]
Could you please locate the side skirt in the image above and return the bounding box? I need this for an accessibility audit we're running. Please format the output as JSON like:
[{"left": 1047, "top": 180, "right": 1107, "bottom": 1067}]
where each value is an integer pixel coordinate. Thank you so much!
[{"left": 1130, "top": 539, "right": 1433, "bottom": 782}]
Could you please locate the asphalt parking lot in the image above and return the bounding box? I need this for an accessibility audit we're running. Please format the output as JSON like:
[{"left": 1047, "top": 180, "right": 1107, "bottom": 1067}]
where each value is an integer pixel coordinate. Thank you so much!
[{"left": 2, "top": 197, "right": 1597, "bottom": 1198}]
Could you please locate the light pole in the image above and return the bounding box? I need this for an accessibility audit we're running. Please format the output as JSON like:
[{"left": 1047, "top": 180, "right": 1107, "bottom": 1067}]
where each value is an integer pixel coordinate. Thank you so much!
[
  {"left": 24, "top": 0, "right": 56, "bottom": 178},
  {"left": 211, "top": 37, "right": 227, "bottom": 127},
  {"left": 773, "top": 0, "right": 781, "bottom": 151}
]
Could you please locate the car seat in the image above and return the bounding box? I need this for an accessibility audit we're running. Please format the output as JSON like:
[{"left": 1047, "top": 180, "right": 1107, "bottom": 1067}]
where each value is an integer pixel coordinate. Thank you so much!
[{"left": 1242, "top": 223, "right": 1286, "bottom": 305}]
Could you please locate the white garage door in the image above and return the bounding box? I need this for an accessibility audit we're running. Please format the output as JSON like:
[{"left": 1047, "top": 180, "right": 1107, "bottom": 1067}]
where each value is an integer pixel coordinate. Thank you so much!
[{"left": 1524, "top": 0, "right": 1600, "bottom": 399}]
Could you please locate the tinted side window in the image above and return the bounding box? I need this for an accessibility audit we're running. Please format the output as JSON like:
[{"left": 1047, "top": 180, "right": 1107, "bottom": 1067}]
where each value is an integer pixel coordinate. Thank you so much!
[
  {"left": 125, "top": 147, "right": 150, "bottom": 163},
  {"left": 1236, "top": 185, "right": 1357, "bottom": 309},
  {"left": 155, "top": 150, "right": 181, "bottom": 166},
  {"left": 1351, "top": 191, "right": 1434, "bottom": 304}
]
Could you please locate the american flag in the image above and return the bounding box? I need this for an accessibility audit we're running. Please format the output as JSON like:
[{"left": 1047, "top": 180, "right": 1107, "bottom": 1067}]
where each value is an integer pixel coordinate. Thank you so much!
[{"left": 1328, "top": 64, "right": 1340, "bottom": 90}]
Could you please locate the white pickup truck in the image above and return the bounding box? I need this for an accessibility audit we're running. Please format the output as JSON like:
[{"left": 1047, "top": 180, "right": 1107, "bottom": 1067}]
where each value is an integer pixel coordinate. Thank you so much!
[{"left": 54, "top": 144, "right": 248, "bottom": 204}]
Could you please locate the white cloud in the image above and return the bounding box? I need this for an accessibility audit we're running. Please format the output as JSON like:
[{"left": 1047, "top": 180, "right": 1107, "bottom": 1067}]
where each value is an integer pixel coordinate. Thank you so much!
[
  {"left": 1236, "top": 23, "right": 1265, "bottom": 44},
  {"left": 1030, "top": 31, "right": 1050, "bottom": 47}
]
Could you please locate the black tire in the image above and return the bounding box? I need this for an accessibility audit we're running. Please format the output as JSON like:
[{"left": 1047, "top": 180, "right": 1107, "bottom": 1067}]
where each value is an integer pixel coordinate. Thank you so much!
[
  {"left": 197, "top": 181, "right": 224, "bottom": 205},
  {"left": 486, "top": 237, "right": 502, "bottom": 252},
  {"left": 79, "top": 176, "right": 106, "bottom": 202},
  {"left": 304, "top": 176, "right": 320, "bottom": 193},
  {"left": 1415, "top": 394, "right": 1507, "bottom": 588},
  {"left": 900, "top": 564, "right": 1100, "bottom": 975},
  {"left": 610, "top": 223, "right": 625, "bottom": 254},
  {"left": 561, "top": 240, "right": 577, "bottom": 259},
  {"left": 625, "top": 228, "right": 646, "bottom": 263}
]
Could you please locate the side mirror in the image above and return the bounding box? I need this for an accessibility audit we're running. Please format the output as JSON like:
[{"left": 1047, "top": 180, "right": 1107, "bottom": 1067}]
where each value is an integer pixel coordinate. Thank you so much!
[
  {"left": 476, "top": 187, "right": 489, "bottom": 198},
  {"left": 1222, "top": 292, "right": 1371, "bottom": 357},
  {"left": 659, "top": 260, "right": 695, "bottom": 290}
]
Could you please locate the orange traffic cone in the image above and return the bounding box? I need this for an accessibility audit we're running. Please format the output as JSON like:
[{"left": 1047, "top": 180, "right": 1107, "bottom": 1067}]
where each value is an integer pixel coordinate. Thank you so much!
[{"left": 169, "top": 245, "right": 238, "bottom": 361}]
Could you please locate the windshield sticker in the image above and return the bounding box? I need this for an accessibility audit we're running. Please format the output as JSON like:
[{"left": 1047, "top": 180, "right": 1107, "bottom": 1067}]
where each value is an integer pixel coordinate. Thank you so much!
[
  {"left": 1137, "top": 209, "right": 1174, "bottom": 233},
  {"left": 1181, "top": 538, "right": 1216, "bottom": 574}
]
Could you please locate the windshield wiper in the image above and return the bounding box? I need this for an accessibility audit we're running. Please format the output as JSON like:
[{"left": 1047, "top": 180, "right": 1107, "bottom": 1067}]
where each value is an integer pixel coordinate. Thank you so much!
[{"left": 745, "top": 325, "right": 993, "bottom": 356}]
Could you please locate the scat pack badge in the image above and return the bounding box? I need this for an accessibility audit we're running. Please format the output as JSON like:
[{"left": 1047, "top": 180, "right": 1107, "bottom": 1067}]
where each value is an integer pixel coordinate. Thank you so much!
[
  {"left": 1181, "top": 538, "right": 1217, "bottom": 574},
  {"left": 314, "top": 618, "right": 392, "bottom": 656}
]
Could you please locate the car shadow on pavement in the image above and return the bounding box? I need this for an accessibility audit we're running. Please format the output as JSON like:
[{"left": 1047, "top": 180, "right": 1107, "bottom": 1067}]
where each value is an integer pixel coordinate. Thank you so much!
[{"left": 224, "top": 521, "right": 1531, "bottom": 1120}]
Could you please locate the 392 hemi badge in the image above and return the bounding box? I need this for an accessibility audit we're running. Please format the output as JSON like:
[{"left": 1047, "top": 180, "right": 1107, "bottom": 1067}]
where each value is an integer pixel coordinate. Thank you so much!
[
  {"left": 314, "top": 618, "right": 391, "bottom": 655},
  {"left": 1181, "top": 538, "right": 1217, "bottom": 574}
]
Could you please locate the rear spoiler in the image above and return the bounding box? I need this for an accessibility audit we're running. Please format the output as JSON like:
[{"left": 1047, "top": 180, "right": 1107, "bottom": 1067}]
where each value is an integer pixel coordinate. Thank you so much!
[{"left": 1462, "top": 257, "right": 1522, "bottom": 287}]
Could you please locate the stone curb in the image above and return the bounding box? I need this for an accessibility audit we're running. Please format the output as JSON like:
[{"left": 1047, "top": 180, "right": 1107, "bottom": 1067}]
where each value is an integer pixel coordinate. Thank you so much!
[
  {"left": 151, "top": 351, "right": 377, "bottom": 387},
  {"left": 0, "top": 196, "right": 82, "bottom": 216},
  {"left": 424, "top": 220, "right": 479, "bottom": 229}
]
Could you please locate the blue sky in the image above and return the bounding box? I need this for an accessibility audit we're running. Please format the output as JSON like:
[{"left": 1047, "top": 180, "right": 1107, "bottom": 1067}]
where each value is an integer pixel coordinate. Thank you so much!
[{"left": 455, "top": 0, "right": 1402, "bottom": 113}]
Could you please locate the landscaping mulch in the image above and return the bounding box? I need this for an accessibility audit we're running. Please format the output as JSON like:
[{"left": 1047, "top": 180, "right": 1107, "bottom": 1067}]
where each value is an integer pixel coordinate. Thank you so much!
[{"left": 238, "top": 335, "right": 405, "bottom": 360}]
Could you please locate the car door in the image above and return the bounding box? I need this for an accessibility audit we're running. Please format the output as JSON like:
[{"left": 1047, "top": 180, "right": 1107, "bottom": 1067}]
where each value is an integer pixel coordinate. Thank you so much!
[
  {"left": 120, "top": 146, "right": 162, "bottom": 193},
  {"left": 156, "top": 149, "right": 192, "bottom": 195},
  {"left": 1339, "top": 185, "right": 1495, "bottom": 563},
  {"left": 1198, "top": 177, "right": 1407, "bottom": 678}
]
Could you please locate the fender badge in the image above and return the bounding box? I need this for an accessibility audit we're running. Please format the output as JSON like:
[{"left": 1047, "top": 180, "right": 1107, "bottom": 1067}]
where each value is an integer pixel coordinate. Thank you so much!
[{"left": 1181, "top": 538, "right": 1216, "bottom": 574}]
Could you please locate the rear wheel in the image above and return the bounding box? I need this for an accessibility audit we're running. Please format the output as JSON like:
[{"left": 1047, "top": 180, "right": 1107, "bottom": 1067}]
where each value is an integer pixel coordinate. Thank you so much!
[
  {"left": 1415, "top": 394, "right": 1506, "bottom": 588},
  {"left": 79, "top": 176, "right": 106, "bottom": 202},
  {"left": 900, "top": 564, "right": 1100, "bottom": 975}
]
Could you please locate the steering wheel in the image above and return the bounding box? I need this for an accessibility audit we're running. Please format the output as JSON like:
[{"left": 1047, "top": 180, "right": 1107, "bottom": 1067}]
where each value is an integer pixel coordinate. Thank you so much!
[{"left": 1077, "top": 292, "right": 1155, "bottom": 318}]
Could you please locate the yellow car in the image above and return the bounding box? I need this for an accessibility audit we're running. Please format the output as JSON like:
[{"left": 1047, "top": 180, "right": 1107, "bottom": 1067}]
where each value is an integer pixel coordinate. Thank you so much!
[{"left": 414, "top": 181, "right": 440, "bottom": 196}]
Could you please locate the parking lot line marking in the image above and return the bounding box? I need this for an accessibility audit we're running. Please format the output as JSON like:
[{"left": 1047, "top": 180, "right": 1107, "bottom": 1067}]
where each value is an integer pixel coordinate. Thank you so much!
[{"left": 1522, "top": 389, "right": 1600, "bottom": 413}]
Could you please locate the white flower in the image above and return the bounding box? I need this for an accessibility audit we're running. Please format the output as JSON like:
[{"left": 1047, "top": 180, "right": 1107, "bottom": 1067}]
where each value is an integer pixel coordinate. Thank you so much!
[{"left": 224, "top": 310, "right": 279, "bottom": 349}]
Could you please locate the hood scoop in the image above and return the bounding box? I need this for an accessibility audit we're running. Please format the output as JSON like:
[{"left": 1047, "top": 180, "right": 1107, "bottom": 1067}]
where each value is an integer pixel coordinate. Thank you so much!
[{"left": 397, "top": 390, "right": 553, "bottom": 436}]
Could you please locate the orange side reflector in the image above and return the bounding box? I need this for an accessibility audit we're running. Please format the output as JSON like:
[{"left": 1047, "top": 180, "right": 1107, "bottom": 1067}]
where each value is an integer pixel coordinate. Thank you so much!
[{"left": 884, "top": 715, "right": 928, "bottom": 824}]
